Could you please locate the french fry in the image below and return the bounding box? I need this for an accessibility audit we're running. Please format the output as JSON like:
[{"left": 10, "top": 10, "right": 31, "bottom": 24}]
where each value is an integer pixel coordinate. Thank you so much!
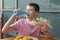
[
  {"left": 23, "top": 36, "right": 28, "bottom": 40},
  {"left": 13, "top": 36, "right": 23, "bottom": 40}
]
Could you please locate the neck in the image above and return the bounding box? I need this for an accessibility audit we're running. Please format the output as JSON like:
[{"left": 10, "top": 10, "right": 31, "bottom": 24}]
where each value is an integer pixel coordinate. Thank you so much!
[{"left": 26, "top": 17, "right": 36, "bottom": 21}]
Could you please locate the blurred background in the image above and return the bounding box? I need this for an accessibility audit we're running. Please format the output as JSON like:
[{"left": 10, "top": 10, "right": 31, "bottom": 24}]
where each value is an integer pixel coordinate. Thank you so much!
[{"left": 0, "top": 0, "right": 60, "bottom": 39}]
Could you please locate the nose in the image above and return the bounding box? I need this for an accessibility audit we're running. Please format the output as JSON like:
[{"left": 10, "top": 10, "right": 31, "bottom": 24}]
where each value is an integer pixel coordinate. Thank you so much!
[
  {"left": 26, "top": 10, "right": 30, "bottom": 13},
  {"left": 25, "top": 10, "right": 29, "bottom": 16}
]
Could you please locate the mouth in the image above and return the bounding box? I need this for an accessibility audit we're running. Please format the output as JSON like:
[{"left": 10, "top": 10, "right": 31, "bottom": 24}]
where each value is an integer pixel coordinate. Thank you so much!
[{"left": 27, "top": 14, "right": 30, "bottom": 16}]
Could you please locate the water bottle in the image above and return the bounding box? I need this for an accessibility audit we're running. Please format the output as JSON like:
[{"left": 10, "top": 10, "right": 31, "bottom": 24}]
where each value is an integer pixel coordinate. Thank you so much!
[{"left": 13, "top": 9, "right": 28, "bottom": 18}]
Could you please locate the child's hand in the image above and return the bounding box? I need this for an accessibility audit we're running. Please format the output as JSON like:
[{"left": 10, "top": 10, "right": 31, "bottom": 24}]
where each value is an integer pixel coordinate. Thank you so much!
[
  {"left": 16, "top": 16, "right": 24, "bottom": 19},
  {"left": 40, "top": 22, "right": 48, "bottom": 32}
]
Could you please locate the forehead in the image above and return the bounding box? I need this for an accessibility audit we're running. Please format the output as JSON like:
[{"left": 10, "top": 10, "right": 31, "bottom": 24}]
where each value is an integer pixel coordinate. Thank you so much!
[{"left": 26, "top": 5, "right": 35, "bottom": 10}]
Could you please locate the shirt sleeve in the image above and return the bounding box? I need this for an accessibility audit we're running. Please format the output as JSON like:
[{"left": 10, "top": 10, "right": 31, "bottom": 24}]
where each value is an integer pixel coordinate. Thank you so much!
[{"left": 10, "top": 19, "right": 21, "bottom": 31}]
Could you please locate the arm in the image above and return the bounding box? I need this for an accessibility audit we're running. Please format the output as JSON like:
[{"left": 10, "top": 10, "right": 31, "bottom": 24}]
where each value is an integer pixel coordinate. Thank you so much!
[
  {"left": 2, "top": 15, "right": 17, "bottom": 33},
  {"left": 42, "top": 30, "right": 53, "bottom": 38}
]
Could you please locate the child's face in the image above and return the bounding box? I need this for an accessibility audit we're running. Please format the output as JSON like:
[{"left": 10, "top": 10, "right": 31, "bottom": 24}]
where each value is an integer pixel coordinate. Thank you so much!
[{"left": 26, "top": 5, "right": 38, "bottom": 18}]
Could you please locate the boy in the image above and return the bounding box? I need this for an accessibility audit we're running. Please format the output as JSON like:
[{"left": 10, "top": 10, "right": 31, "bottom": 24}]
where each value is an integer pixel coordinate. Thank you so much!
[{"left": 2, "top": 3, "right": 53, "bottom": 38}]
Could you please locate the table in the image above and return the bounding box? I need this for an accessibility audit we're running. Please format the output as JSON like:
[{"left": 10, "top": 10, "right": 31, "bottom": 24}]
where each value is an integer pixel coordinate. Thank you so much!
[{"left": 0, "top": 36, "right": 55, "bottom": 40}]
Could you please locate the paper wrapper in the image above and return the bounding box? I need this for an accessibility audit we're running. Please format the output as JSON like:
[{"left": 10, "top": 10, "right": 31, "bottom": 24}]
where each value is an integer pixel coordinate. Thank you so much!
[{"left": 28, "top": 17, "right": 53, "bottom": 29}]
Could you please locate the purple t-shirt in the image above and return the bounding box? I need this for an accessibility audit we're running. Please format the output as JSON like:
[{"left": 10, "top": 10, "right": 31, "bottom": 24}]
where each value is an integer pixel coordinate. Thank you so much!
[{"left": 10, "top": 19, "right": 41, "bottom": 36}]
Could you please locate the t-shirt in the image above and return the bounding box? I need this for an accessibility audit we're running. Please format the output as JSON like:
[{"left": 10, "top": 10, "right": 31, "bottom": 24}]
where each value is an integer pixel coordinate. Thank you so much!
[{"left": 10, "top": 18, "right": 41, "bottom": 36}]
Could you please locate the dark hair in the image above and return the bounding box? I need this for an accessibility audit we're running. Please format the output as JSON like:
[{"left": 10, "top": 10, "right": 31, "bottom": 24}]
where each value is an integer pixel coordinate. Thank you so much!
[{"left": 28, "top": 3, "right": 40, "bottom": 12}]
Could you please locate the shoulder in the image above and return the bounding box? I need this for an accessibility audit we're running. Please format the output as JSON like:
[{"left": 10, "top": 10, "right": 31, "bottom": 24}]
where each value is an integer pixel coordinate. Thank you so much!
[
  {"left": 11, "top": 18, "right": 26, "bottom": 25},
  {"left": 18, "top": 18, "right": 26, "bottom": 22}
]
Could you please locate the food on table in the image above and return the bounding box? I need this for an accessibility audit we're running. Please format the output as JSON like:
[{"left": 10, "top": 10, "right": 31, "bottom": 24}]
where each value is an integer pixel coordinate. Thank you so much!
[
  {"left": 14, "top": 36, "right": 23, "bottom": 40},
  {"left": 13, "top": 36, "right": 38, "bottom": 40},
  {"left": 23, "top": 36, "right": 28, "bottom": 40}
]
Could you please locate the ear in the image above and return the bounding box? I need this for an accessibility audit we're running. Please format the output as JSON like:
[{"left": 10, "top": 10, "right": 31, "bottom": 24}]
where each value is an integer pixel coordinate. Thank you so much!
[{"left": 35, "top": 11, "right": 38, "bottom": 16}]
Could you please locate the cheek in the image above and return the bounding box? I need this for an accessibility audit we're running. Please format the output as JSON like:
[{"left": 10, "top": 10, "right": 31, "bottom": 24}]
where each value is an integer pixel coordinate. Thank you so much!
[
  {"left": 28, "top": 11, "right": 33, "bottom": 14},
  {"left": 27, "top": 11, "right": 36, "bottom": 16}
]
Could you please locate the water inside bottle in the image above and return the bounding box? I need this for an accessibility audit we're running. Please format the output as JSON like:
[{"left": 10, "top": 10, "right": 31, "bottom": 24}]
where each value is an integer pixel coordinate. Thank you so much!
[{"left": 13, "top": 9, "right": 28, "bottom": 17}]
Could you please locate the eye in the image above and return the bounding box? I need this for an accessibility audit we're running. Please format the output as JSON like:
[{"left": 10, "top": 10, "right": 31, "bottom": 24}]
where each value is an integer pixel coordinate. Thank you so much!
[{"left": 29, "top": 9, "right": 33, "bottom": 11}]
